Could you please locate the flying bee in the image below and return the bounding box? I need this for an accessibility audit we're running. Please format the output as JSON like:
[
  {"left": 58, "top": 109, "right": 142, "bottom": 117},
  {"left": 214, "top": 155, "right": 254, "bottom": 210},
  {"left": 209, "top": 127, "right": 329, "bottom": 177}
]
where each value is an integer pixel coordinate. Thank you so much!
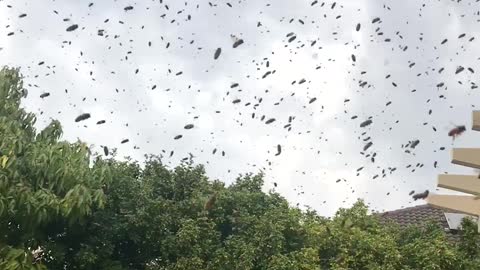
[
  {"left": 412, "top": 190, "right": 429, "bottom": 201},
  {"left": 447, "top": 123, "right": 466, "bottom": 140}
]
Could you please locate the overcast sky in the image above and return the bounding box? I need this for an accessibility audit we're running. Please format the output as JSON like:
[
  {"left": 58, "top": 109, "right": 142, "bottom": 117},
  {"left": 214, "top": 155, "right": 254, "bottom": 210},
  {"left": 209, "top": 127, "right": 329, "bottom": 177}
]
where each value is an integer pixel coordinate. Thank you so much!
[{"left": 1, "top": 0, "right": 480, "bottom": 216}]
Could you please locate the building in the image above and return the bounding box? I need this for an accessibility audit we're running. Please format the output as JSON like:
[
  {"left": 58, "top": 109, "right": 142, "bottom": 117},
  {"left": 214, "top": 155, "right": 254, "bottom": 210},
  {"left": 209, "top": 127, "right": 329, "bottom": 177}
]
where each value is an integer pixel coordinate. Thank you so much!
[{"left": 378, "top": 204, "right": 478, "bottom": 242}]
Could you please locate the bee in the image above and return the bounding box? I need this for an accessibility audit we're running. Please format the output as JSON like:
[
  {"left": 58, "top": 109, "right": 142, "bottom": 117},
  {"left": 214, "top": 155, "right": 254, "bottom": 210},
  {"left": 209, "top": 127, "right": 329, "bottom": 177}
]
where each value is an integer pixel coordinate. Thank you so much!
[
  {"left": 275, "top": 144, "right": 282, "bottom": 156},
  {"left": 412, "top": 190, "right": 429, "bottom": 201},
  {"left": 230, "top": 34, "right": 244, "bottom": 48},
  {"left": 448, "top": 125, "right": 466, "bottom": 139},
  {"left": 75, "top": 113, "right": 91, "bottom": 122}
]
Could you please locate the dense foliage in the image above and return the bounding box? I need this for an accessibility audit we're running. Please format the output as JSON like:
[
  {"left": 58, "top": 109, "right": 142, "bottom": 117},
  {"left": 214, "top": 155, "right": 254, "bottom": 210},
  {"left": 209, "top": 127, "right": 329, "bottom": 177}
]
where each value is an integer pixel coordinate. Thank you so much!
[{"left": 1, "top": 67, "right": 480, "bottom": 269}]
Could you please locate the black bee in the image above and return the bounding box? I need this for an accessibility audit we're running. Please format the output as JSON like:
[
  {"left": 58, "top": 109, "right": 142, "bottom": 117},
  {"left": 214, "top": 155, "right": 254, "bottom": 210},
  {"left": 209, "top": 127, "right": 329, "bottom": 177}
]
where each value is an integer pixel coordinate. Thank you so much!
[{"left": 412, "top": 190, "right": 429, "bottom": 201}]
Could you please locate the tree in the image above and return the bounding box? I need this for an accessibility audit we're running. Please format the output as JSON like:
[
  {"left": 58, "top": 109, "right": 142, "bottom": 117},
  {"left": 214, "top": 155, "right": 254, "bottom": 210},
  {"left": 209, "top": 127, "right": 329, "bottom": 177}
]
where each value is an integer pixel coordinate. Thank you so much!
[
  {"left": 2, "top": 66, "right": 480, "bottom": 269},
  {"left": 0, "top": 67, "right": 111, "bottom": 269}
]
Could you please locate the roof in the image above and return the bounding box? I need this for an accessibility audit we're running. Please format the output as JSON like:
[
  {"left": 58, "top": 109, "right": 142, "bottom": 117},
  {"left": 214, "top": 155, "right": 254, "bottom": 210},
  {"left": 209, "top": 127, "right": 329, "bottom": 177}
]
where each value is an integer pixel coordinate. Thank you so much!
[
  {"left": 376, "top": 204, "right": 473, "bottom": 242},
  {"left": 378, "top": 204, "right": 450, "bottom": 228}
]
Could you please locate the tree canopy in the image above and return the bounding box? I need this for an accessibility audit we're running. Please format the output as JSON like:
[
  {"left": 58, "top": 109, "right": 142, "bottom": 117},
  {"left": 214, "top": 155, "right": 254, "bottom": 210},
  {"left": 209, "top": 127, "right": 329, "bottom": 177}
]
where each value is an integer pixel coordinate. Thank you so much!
[{"left": 1, "top": 67, "right": 480, "bottom": 269}]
